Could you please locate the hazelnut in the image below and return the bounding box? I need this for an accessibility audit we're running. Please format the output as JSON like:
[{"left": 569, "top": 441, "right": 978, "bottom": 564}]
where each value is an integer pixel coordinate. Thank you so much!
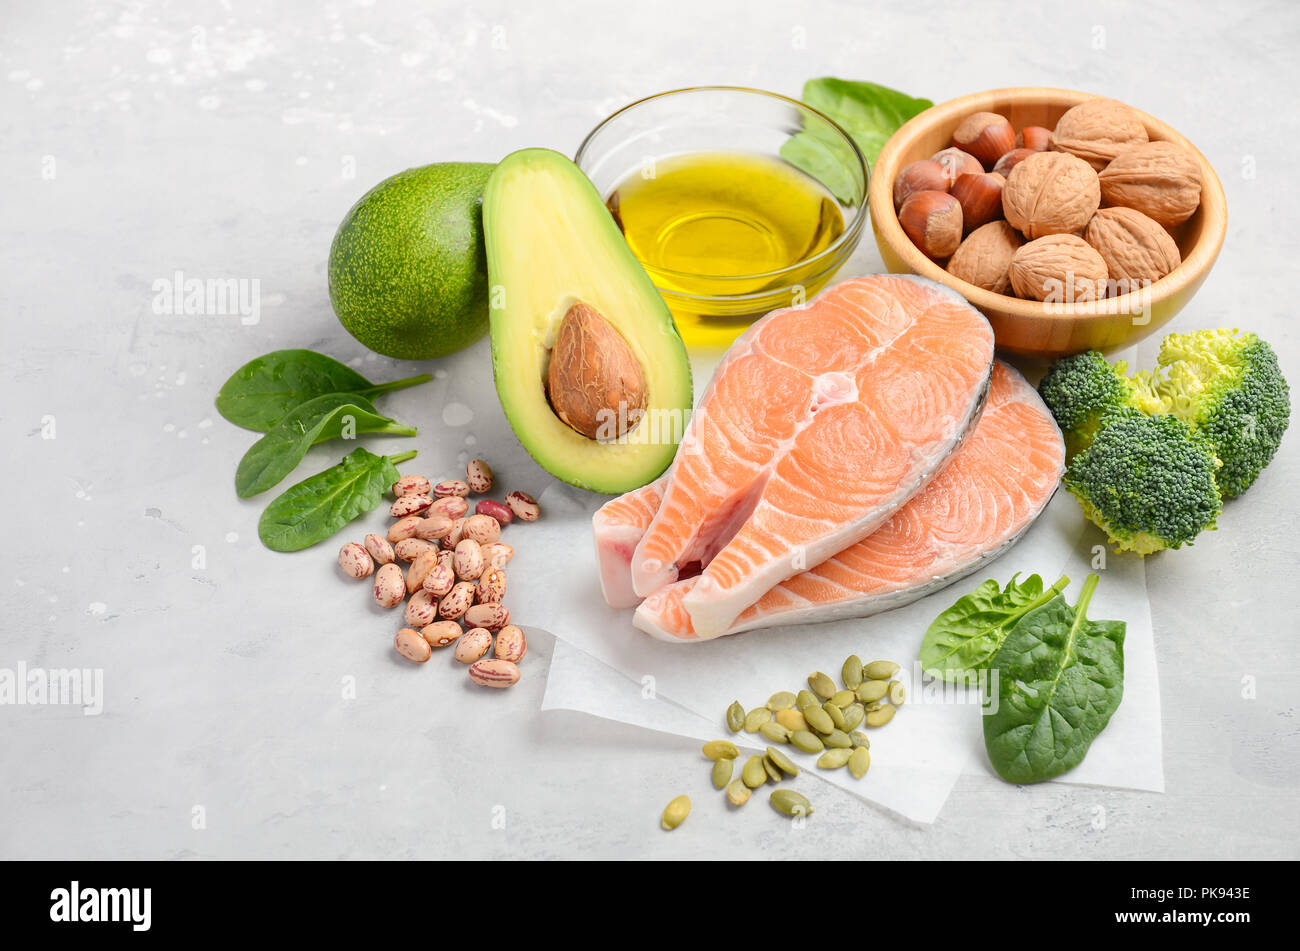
[
  {"left": 947, "top": 221, "right": 1025, "bottom": 295},
  {"left": 1017, "top": 126, "right": 1052, "bottom": 152},
  {"left": 893, "top": 159, "right": 949, "bottom": 208},
  {"left": 1084, "top": 206, "right": 1182, "bottom": 286},
  {"left": 1098, "top": 141, "right": 1202, "bottom": 227},
  {"left": 1049, "top": 98, "right": 1150, "bottom": 171},
  {"left": 898, "top": 190, "right": 963, "bottom": 259},
  {"left": 1002, "top": 151, "right": 1101, "bottom": 239},
  {"left": 1008, "top": 234, "right": 1109, "bottom": 303},
  {"left": 951, "top": 112, "right": 1016, "bottom": 168},
  {"left": 931, "top": 147, "right": 983, "bottom": 188},
  {"left": 992, "top": 148, "right": 1036, "bottom": 178},
  {"left": 950, "top": 172, "right": 1005, "bottom": 233}
]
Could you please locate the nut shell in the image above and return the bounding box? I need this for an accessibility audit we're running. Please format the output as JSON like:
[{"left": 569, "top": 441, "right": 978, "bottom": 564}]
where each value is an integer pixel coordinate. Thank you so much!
[
  {"left": 1002, "top": 151, "right": 1101, "bottom": 239},
  {"left": 893, "top": 159, "right": 950, "bottom": 208},
  {"left": 1008, "top": 234, "right": 1109, "bottom": 303},
  {"left": 946, "top": 221, "right": 1025, "bottom": 295},
  {"left": 1098, "top": 141, "right": 1202, "bottom": 227},
  {"left": 1049, "top": 98, "right": 1150, "bottom": 171},
  {"left": 1017, "top": 126, "right": 1052, "bottom": 152},
  {"left": 898, "top": 190, "right": 963, "bottom": 259},
  {"left": 1083, "top": 206, "right": 1182, "bottom": 286},
  {"left": 931, "top": 147, "right": 983, "bottom": 188},
  {"left": 992, "top": 148, "right": 1036, "bottom": 178},
  {"left": 950, "top": 172, "right": 1005, "bottom": 233},
  {"left": 951, "top": 112, "right": 1016, "bottom": 168}
]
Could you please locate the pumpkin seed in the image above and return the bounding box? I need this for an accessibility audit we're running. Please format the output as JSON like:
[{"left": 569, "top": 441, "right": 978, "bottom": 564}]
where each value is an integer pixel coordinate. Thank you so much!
[
  {"left": 863, "top": 700, "right": 883, "bottom": 713},
  {"left": 808, "top": 671, "right": 836, "bottom": 699},
  {"left": 743, "top": 708, "right": 771, "bottom": 732},
  {"left": 760, "top": 722, "right": 791, "bottom": 744},
  {"left": 765, "top": 746, "right": 800, "bottom": 777},
  {"left": 841, "top": 654, "right": 863, "bottom": 690},
  {"left": 865, "top": 704, "right": 897, "bottom": 727},
  {"left": 803, "top": 706, "right": 834, "bottom": 733},
  {"left": 791, "top": 730, "right": 825, "bottom": 754},
  {"left": 841, "top": 703, "right": 865, "bottom": 732},
  {"left": 661, "top": 795, "right": 691, "bottom": 830},
  {"left": 766, "top": 690, "right": 797, "bottom": 711},
  {"left": 848, "top": 747, "right": 871, "bottom": 779},
  {"left": 774, "top": 708, "right": 808, "bottom": 732},
  {"left": 726, "top": 700, "right": 745, "bottom": 733},
  {"left": 817, "top": 748, "right": 853, "bottom": 769},
  {"left": 769, "top": 789, "right": 813, "bottom": 818},
  {"left": 702, "top": 740, "right": 740, "bottom": 761},
  {"left": 762, "top": 755, "right": 782, "bottom": 784},
  {"left": 829, "top": 689, "right": 856, "bottom": 708},
  {"left": 823, "top": 729, "right": 852, "bottom": 749},
  {"left": 889, "top": 680, "right": 906, "bottom": 705},
  {"left": 742, "top": 755, "right": 768, "bottom": 789},
  {"left": 850, "top": 731, "right": 871, "bottom": 749},
  {"left": 796, "top": 689, "right": 820, "bottom": 710},
  {"left": 726, "top": 780, "right": 751, "bottom": 806},
  {"left": 864, "top": 660, "right": 900, "bottom": 681},
  {"left": 856, "top": 680, "right": 889, "bottom": 703},
  {"left": 822, "top": 701, "right": 846, "bottom": 730},
  {"left": 712, "top": 758, "right": 733, "bottom": 789}
]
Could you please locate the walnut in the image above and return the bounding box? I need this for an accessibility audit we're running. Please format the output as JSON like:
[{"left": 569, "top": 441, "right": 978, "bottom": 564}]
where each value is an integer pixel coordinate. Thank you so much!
[
  {"left": 947, "top": 221, "right": 1024, "bottom": 294},
  {"left": 1084, "top": 207, "right": 1181, "bottom": 287},
  {"left": 1098, "top": 141, "right": 1202, "bottom": 227},
  {"left": 1049, "top": 98, "right": 1150, "bottom": 171},
  {"left": 1008, "top": 234, "right": 1109, "bottom": 303},
  {"left": 1002, "top": 151, "right": 1101, "bottom": 239}
]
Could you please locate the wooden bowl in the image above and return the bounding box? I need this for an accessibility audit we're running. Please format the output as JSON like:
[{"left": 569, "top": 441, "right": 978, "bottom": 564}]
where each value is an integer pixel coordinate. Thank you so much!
[{"left": 869, "top": 87, "right": 1227, "bottom": 359}]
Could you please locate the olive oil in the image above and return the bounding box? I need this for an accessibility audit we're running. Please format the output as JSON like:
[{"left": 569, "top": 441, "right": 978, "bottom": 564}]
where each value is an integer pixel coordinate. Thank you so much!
[{"left": 607, "top": 152, "right": 846, "bottom": 347}]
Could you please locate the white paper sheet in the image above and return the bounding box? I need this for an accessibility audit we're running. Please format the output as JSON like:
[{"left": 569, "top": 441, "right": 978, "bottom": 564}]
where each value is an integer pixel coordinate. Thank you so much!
[{"left": 522, "top": 339, "right": 1163, "bottom": 821}]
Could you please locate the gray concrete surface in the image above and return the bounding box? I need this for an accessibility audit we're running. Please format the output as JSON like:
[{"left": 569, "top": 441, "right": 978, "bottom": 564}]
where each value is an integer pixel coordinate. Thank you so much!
[{"left": 1, "top": 0, "right": 1297, "bottom": 859}]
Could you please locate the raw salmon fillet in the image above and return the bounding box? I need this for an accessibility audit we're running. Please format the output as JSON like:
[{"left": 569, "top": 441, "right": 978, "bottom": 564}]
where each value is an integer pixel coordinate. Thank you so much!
[
  {"left": 592, "top": 477, "right": 666, "bottom": 608},
  {"left": 625, "top": 361, "right": 1064, "bottom": 639},
  {"left": 629, "top": 275, "right": 995, "bottom": 637}
]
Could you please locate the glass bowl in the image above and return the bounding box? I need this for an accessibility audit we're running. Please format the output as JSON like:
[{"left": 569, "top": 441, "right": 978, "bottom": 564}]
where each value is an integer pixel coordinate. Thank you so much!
[{"left": 575, "top": 86, "right": 868, "bottom": 349}]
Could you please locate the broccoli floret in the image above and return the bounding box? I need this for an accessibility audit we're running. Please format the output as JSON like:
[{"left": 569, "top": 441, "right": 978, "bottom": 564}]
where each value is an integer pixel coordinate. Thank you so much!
[
  {"left": 1038, "top": 351, "right": 1148, "bottom": 456},
  {"left": 1065, "top": 409, "right": 1222, "bottom": 556},
  {"left": 1133, "top": 329, "right": 1291, "bottom": 498}
]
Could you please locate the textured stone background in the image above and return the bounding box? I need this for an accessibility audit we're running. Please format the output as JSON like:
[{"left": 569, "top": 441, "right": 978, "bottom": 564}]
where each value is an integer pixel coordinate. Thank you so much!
[{"left": 1, "top": 0, "right": 1296, "bottom": 858}]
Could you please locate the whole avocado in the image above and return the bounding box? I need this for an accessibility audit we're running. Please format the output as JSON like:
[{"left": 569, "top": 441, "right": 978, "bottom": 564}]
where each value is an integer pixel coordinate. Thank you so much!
[{"left": 329, "top": 162, "right": 494, "bottom": 360}]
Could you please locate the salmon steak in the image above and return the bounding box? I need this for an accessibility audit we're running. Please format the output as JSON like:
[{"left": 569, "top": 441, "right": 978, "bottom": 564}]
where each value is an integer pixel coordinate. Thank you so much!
[
  {"left": 593, "top": 361, "right": 1064, "bottom": 639},
  {"left": 628, "top": 275, "right": 996, "bottom": 637}
]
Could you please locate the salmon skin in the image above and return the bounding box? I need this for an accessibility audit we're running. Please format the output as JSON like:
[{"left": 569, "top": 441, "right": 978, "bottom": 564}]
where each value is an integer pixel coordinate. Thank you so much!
[
  {"left": 599, "top": 362, "right": 1063, "bottom": 639},
  {"left": 592, "top": 477, "right": 666, "bottom": 609},
  {"left": 628, "top": 275, "right": 996, "bottom": 637}
]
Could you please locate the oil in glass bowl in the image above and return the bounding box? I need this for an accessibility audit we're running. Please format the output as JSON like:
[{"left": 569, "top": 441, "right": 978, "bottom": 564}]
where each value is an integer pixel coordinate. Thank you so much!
[{"left": 607, "top": 152, "right": 846, "bottom": 346}]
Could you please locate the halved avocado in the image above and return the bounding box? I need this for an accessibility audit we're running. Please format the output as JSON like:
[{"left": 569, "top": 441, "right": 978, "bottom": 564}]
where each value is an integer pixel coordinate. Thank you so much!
[{"left": 483, "top": 149, "right": 692, "bottom": 494}]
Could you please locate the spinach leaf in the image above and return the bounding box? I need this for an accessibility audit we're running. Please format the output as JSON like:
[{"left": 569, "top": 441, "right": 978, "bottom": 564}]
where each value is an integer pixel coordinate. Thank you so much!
[
  {"left": 781, "top": 78, "right": 932, "bottom": 202},
  {"left": 919, "top": 573, "right": 1071, "bottom": 682},
  {"left": 258, "top": 448, "right": 417, "bottom": 552},
  {"left": 235, "top": 392, "right": 416, "bottom": 498},
  {"left": 216, "top": 349, "right": 432, "bottom": 431},
  {"left": 982, "top": 574, "right": 1126, "bottom": 784}
]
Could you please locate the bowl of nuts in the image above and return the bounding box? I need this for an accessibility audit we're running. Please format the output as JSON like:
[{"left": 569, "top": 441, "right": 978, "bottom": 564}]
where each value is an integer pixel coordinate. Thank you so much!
[{"left": 868, "top": 87, "right": 1226, "bottom": 358}]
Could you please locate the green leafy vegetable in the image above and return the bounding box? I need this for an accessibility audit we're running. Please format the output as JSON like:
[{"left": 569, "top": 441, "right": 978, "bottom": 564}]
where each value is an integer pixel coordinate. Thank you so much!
[
  {"left": 919, "top": 573, "right": 1071, "bottom": 682},
  {"left": 258, "top": 448, "right": 416, "bottom": 552},
  {"left": 235, "top": 393, "right": 416, "bottom": 498},
  {"left": 216, "top": 349, "right": 432, "bottom": 431},
  {"left": 781, "top": 78, "right": 932, "bottom": 202},
  {"left": 982, "top": 574, "right": 1126, "bottom": 784}
]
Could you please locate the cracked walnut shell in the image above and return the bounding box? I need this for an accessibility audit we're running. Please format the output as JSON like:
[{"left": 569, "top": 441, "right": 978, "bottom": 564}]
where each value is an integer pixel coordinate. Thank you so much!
[
  {"left": 1098, "top": 141, "right": 1202, "bottom": 228},
  {"left": 1049, "top": 98, "right": 1150, "bottom": 171},
  {"left": 947, "top": 221, "right": 1024, "bottom": 295},
  {"left": 1008, "top": 234, "right": 1109, "bottom": 303},
  {"left": 1084, "top": 207, "right": 1181, "bottom": 286},
  {"left": 1002, "top": 151, "right": 1101, "bottom": 239}
]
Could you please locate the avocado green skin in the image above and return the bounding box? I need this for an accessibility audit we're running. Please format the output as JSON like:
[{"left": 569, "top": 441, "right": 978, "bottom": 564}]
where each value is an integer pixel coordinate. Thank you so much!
[{"left": 329, "top": 162, "right": 494, "bottom": 360}]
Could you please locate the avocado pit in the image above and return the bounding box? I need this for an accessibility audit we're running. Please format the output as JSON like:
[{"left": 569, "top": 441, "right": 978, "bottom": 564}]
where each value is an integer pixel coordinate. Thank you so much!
[{"left": 546, "top": 300, "right": 648, "bottom": 440}]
